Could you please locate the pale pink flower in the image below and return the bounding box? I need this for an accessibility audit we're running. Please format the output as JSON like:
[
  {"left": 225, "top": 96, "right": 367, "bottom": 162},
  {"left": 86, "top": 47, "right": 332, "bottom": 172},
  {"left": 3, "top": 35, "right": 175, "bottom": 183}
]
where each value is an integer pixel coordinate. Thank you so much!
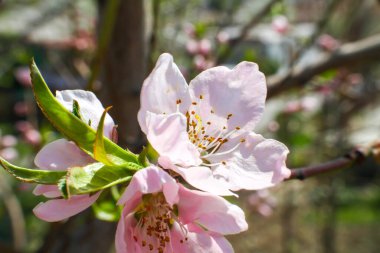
[
  {"left": 14, "top": 66, "right": 32, "bottom": 87},
  {"left": 186, "top": 39, "right": 199, "bottom": 55},
  {"left": 0, "top": 147, "right": 19, "bottom": 161},
  {"left": 272, "top": 15, "right": 289, "bottom": 34},
  {"left": 193, "top": 55, "right": 214, "bottom": 71},
  {"left": 1, "top": 135, "right": 18, "bottom": 147},
  {"left": 318, "top": 34, "right": 339, "bottom": 51},
  {"left": 138, "top": 53, "right": 290, "bottom": 196},
  {"left": 247, "top": 189, "right": 277, "bottom": 217},
  {"left": 217, "top": 31, "right": 229, "bottom": 44},
  {"left": 198, "top": 39, "right": 212, "bottom": 56},
  {"left": 33, "top": 90, "right": 114, "bottom": 222},
  {"left": 116, "top": 166, "right": 247, "bottom": 253}
]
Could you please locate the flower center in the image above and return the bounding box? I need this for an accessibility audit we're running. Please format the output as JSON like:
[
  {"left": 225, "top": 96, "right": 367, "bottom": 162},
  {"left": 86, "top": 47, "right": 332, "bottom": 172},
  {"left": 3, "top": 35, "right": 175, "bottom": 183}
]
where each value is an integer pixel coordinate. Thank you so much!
[
  {"left": 178, "top": 96, "right": 245, "bottom": 167},
  {"left": 133, "top": 193, "right": 187, "bottom": 252}
]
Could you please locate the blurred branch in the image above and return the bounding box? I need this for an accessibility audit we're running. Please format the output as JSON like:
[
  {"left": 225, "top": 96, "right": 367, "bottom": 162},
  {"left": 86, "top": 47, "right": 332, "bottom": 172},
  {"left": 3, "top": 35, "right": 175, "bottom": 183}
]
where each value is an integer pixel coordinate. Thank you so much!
[
  {"left": 216, "top": 0, "right": 278, "bottom": 65},
  {"left": 0, "top": 173, "right": 26, "bottom": 252},
  {"left": 267, "top": 33, "right": 380, "bottom": 98},
  {"left": 290, "top": 0, "right": 343, "bottom": 65},
  {"left": 86, "top": 0, "right": 121, "bottom": 91},
  {"left": 148, "top": 0, "right": 161, "bottom": 71},
  {"left": 0, "top": 243, "right": 18, "bottom": 253},
  {"left": 288, "top": 148, "right": 367, "bottom": 180}
]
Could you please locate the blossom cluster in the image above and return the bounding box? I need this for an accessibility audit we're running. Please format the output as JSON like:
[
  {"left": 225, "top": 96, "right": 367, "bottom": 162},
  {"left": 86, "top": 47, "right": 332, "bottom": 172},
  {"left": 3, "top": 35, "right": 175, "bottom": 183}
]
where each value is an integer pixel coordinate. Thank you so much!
[{"left": 30, "top": 53, "right": 290, "bottom": 252}]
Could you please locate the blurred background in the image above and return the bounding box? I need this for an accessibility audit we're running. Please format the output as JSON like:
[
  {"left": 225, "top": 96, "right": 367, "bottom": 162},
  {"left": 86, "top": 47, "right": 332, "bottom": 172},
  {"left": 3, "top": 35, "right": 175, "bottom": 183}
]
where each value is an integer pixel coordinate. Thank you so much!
[{"left": 0, "top": 0, "right": 379, "bottom": 252}]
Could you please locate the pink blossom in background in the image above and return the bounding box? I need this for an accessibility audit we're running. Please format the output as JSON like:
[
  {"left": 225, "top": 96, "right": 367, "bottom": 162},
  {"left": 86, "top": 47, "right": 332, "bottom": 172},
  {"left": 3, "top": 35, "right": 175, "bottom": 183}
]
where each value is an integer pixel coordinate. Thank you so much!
[
  {"left": 14, "top": 67, "right": 32, "bottom": 87},
  {"left": 1, "top": 135, "right": 18, "bottom": 147},
  {"left": 138, "top": 53, "right": 291, "bottom": 196},
  {"left": 14, "top": 101, "right": 30, "bottom": 116},
  {"left": 318, "top": 34, "right": 339, "bottom": 51},
  {"left": 0, "top": 147, "right": 19, "bottom": 161},
  {"left": 15, "top": 121, "right": 42, "bottom": 146},
  {"left": 198, "top": 39, "right": 212, "bottom": 56},
  {"left": 272, "top": 15, "right": 289, "bottom": 34},
  {"left": 116, "top": 166, "right": 247, "bottom": 253},
  {"left": 283, "top": 96, "right": 320, "bottom": 114},
  {"left": 186, "top": 39, "right": 199, "bottom": 55},
  {"left": 183, "top": 23, "right": 195, "bottom": 37},
  {"left": 193, "top": 55, "right": 214, "bottom": 71},
  {"left": 32, "top": 90, "right": 114, "bottom": 222},
  {"left": 248, "top": 189, "right": 277, "bottom": 217},
  {"left": 217, "top": 31, "right": 229, "bottom": 44}
]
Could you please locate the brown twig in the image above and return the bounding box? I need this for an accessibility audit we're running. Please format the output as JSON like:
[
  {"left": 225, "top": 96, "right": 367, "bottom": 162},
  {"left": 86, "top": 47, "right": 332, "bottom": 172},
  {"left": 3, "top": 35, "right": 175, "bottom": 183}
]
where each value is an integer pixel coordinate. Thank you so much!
[
  {"left": 215, "top": 0, "right": 278, "bottom": 65},
  {"left": 267, "top": 33, "right": 380, "bottom": 98},
  {"left": 290, "top": 0, "right": 343, "bottom": 66},
  {"left": 288, "top": 148, "right": 366, "bottom": 180},
  {"left": 147, "top": 0, "right": 161, "bottom": 71},
  {"left": 86, "top": 0, "right": 121, "bottom": 91}
]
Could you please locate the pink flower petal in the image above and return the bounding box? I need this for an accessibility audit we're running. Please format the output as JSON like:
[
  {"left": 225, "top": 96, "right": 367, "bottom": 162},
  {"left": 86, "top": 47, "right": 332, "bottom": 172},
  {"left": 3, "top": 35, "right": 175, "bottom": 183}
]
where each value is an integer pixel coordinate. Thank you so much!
[
  {"left": 145, "top": 112, "right": 201, "bottom": 167},
  {"left": 118, "top": 166, "right": 179, "bottom": 209},
  {"left": 33, "top": 185, "right": 61, "bottom": 198},
  {"left": 56, "top": 90, "right": 114, "bottom": 138},
  {"left": 189, "top": 62, "right": 266, "bottom": 134},
  {"left": 33, "top": 192, "right": 100, "bottom": 222},
  {"left": 159, "top": 156, "right": 235, "bottom": 196},
  {"left": 170, "top": 223, "right": 234, "bottom": 253},
  {"left": 209, "top": 133, "right": 290, "bottom": 191},
  {"left": 34, "top": 139, "right": 94, "bottom": 171},
  {"left": 115, "top": 212, "right": 137, "bottom": 253},
  {"left": 178, "top": 186, "right": 247, "bottom": 235},
  {"left": 138, "top": 53, "right": 191, "bottom": 133}
]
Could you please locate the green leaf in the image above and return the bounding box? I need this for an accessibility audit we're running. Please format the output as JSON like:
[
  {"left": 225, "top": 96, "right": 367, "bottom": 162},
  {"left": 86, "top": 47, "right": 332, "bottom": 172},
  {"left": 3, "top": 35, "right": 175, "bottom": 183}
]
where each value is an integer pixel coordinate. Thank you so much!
[
  {"left": 0, "top": 157, "right": 66, "bottom": 184},
  {"left": 61, "top": 162, "right": 136, "bottom": 197},
  {"left": 29, "top": 59, "right": 140, "bottom": 165}
]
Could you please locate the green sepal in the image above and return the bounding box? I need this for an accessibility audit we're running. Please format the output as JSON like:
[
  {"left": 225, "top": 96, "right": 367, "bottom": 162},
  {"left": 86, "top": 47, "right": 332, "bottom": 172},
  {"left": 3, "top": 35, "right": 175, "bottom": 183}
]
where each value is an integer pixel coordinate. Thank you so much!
[
  {"left": 72, "top": 100, "right": 83, "bottom": 120},
  {"left": 59, "top": 162, "right": 137, "bottom": 198},
  {"left": 138, "top": 146, "right": 150, "bottom": 167},
  {"left": 146, "top": 143, "right": 159, "bottom": 164},
  {"left": 94, "top": 106, "right": 118, "bottom": 166},
  {"left": 0, "top": 157, "right": 66, "bottom": 184},
  {"left": 29, "top": 59, "right": 140, "bottom": 165}
]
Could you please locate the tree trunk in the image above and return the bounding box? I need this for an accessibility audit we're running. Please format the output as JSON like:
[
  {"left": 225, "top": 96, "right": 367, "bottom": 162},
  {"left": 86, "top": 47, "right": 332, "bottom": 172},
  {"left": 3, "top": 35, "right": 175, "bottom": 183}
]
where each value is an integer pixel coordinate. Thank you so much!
[
  {"left": 37, "top": 1, "right": 146, "bottom": 252},
  {"left": 98, "top": 0, "right": 146, "bottom": 150}
]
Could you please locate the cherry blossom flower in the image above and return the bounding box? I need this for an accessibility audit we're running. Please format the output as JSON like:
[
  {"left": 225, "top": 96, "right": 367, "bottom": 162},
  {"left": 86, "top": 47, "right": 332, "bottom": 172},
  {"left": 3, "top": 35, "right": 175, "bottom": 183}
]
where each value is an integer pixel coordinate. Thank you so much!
[
  {"left": 116, "top": 166, "right": 247, "bottom": 253},
  {"left": 272, "top": 15, "right": 289, "bottom": 34},
  {"left": 138, "top": 53, "right": 290, "bottom": 195},
  {"left": 33, "top": 90, "right": 114, "bottom": 222}
]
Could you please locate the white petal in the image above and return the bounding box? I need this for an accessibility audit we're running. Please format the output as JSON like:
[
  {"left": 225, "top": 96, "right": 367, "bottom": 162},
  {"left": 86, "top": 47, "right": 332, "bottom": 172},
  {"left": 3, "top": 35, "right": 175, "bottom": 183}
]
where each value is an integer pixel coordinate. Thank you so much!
[
  {"left": 56, "top": 90, "right": 114, "bottom": 138},
  {"left": 145, "top": 112, "right": 201, "bottom": 167},
  {"left": 138, "top": 53, "right": 191, "bottom": 133},
  {"left": 209, "top": 133, "right": 290, "bottom": 191},
  {"left": 34, "top": 139, "right": 93, "bottom": 171},
  {"left": 189, "top": 62, "right": 266, "bottom": 135}
]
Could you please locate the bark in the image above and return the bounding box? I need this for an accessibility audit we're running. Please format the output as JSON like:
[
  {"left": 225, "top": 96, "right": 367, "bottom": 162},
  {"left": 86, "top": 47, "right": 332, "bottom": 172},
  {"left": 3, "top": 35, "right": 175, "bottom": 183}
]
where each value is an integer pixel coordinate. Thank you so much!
[
  {"left": 98, "top": 0, "right": 146, "bottom": 150},
  {"left": 37, "top": 1, "right": 146, "bottom": 252}
]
